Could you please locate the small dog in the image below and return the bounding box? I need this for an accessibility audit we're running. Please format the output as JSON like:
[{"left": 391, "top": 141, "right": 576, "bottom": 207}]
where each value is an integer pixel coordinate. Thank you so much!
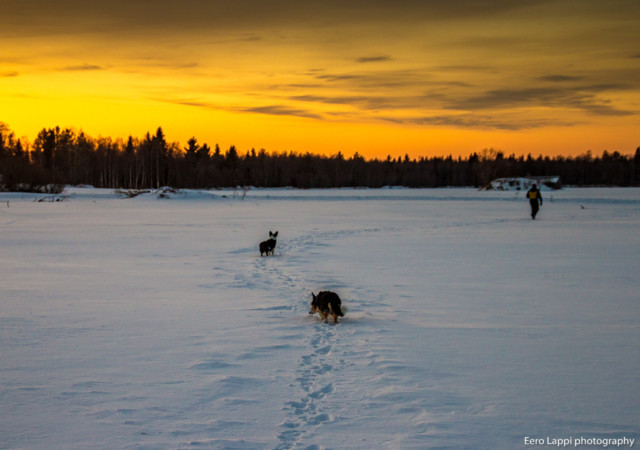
[
  {"left": 309, "top": 291, "right": 345, "bottom": 323},
  {"left": 259, "top": 231, "right": 278, "bottom": 256}
]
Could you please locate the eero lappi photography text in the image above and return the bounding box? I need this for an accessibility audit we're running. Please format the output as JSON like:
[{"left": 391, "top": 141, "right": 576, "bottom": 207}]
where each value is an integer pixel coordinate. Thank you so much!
[{"left": 524, "top": 436, "right": 635, "bottom": 447}]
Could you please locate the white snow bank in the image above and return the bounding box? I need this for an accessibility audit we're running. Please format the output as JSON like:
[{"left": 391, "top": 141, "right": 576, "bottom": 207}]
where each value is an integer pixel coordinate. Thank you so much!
[{"left": 484, "top": 176, "right": 561, "bottom": 191}]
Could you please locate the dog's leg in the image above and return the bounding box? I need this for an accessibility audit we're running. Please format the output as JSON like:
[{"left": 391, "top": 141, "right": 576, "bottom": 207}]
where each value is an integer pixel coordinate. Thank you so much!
[{"left": 328, "top": 304, "right": 339, "bottom": 323}]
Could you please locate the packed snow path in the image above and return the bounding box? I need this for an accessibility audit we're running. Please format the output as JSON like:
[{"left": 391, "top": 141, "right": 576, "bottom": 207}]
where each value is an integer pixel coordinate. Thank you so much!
[{"left": 1, "top": 187, "right": 639, "bottom": 449}]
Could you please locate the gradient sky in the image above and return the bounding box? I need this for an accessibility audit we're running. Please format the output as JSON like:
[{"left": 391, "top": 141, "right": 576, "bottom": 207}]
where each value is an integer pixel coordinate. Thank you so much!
[{"left": 2, "top": 0, "right": 639, "bottom": 159}]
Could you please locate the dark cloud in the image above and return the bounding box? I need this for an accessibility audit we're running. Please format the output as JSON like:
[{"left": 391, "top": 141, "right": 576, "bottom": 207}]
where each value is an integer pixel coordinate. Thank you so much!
[
  {"left": 538, "top": 75, "right": 584, "bottom": 83},
  {"left": 1, "top": 71, "right": 19, "bottom": 77},
  {"left": 61, "top": 64, "right": 102, "bottom": 71},
  {"left": 237, "top": 105, "right": 323, "bottom": 120},
  {"left": 291, "top": 93, "right": 439, "bottom": 112},
  {"left": 293, "top": 94, "right": 366, "bottom": 105},
  {"left": 313, "top": 69, "right": 433, "bottom": 90},
  {"left": 315, "top": 74, "right": 364, "bottom": 82},
  {"left": 446, "top": 86, "right": 635, "bottom": 116},
  {"left": 293, "top": 71, "right": 637, "bottom": 121},
  {"left": 448, "top": 87, "right": 560, "bottom": 110},
  {"left": 153, "top": 97, "right": 324, "bottom": 120},
  {"left": 578, "top": 83, "right": 634, "bottom": 92},
  {"left": 0, "top": 0, "right": 553, "bottom": 37},
  {"left": 272, "top": 83, "right": 326, "bottom": 90},
  {"left": 573, "top": 100, "right": 634, "bottom": 117},
  {"left": 436, "top": 64, "right": 494, "bottom": 72},
  {"left": 383, "top": 113, "right": 577, "bottom": 130},
  {"left": 133, "top": 59, "right": 200, "bottom": 71},
  {"left": 292, "top": 94, "right": 383, "bottom": 109},
  {"left": 169, "top": 99, "right": 214, "bottom": 109},
  {"left": 288, "top": 90, "right": 573, "bottom": 129},
  {"left": 356, "top": 55, "right": 393, "bottom": 63}
]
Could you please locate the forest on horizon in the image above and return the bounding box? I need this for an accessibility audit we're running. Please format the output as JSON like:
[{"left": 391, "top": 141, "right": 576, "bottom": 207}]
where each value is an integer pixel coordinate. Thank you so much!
[{"left": 1, "top": 124, "right": 639, "bottom": 191}]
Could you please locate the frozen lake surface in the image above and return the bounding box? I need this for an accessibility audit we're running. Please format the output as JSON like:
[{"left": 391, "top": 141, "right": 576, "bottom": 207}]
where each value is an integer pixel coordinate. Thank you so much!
[{"left": 1, "top": 187, "right": 639, "bottom": 449}]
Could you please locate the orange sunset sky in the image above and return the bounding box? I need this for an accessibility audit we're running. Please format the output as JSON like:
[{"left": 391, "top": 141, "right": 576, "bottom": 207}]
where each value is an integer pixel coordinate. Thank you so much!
[{"left": 1, "top": 0, "right": 639, "bottom": 160}]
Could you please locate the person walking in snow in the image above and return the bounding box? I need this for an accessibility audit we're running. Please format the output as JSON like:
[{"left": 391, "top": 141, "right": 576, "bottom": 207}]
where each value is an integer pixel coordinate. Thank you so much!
[{"left": 526, "top": 183, "right": 543, "bottom": 219}]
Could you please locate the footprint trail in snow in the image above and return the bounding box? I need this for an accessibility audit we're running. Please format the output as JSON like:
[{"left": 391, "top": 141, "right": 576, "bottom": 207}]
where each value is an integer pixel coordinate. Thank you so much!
[{"left": 249, "top": 230, "right": 360, "bottom": 449}]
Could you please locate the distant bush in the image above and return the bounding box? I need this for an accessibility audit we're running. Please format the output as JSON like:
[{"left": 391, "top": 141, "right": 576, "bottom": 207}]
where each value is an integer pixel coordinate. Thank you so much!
[
  {"left": 115, "top": 189, "right": 150, "bottom": 198},
  {"left": 1, "top": 183, "right": 65, "bottom": 194},
  {"left": 35, "top": 195, "right": 67, "bottom": 203}
]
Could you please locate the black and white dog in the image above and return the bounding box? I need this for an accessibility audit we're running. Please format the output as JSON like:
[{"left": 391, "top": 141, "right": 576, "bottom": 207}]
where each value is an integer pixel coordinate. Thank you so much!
[
  {"left": 259, "top": 231, "right": 278, "bottom": 256},
  {"left": 309, "top": 291, "right": 345, "bottom": 323}
]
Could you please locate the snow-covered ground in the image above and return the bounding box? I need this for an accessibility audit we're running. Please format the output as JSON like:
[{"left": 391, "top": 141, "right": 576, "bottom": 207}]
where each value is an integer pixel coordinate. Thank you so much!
[{"left": 1, "top": 187, "right": 639, "bottom": 449}]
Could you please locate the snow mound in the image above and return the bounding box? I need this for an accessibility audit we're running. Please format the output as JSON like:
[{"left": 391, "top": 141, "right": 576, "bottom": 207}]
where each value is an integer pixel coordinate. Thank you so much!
[{"left": 483, "top": 176, "right": 561, "bottom": 191}]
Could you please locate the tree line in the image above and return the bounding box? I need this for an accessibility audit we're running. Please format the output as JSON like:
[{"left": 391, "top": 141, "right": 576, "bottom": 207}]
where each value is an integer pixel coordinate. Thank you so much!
[{"left": 1, "top": 124, "right": 639, "bottom": 191}]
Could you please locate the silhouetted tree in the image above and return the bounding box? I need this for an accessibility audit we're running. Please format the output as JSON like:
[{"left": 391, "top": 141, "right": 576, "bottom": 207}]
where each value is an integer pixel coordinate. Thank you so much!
[{"left": 1, "top": 123, "right": 639, "bottom": 190}]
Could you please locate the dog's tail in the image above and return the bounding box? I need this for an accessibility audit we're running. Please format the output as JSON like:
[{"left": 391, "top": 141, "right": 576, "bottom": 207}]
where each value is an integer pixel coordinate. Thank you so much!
[{"left": 338, "top": 304, "right": 347, "bottom": 317}]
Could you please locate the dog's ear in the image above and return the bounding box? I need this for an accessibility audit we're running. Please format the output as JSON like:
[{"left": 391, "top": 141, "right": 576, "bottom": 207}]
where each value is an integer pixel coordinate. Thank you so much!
[
  {"left": 311, "top": 292, "right": 316, "bottom": 300},
  {"left": 273, "top": 231, "right": 278, "bottom": 238},
  {"left": 269, "top": 231, "right": 273, "bottom": 237}
]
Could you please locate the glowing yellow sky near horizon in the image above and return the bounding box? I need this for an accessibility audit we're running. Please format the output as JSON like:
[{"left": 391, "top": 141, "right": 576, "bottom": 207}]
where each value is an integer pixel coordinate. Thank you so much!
[{"left": 1, "top": 1, "right": 639, "bottom": 159}]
